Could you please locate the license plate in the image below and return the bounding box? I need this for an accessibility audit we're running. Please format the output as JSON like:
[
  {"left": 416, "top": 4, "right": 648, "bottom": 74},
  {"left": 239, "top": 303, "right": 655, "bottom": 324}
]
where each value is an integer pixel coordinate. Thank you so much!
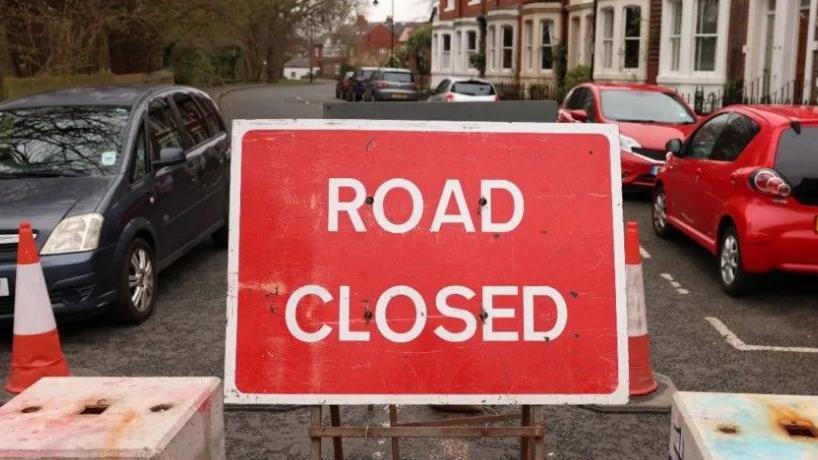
[
  {"left": 651, "top": 165, "right": 663, "bottom": 176},
  {"left": 0, "top": 278, "right": 8, "bottom": 297},
  {"left": 392, "top": 93, "right": 407, "bottom": 99}
]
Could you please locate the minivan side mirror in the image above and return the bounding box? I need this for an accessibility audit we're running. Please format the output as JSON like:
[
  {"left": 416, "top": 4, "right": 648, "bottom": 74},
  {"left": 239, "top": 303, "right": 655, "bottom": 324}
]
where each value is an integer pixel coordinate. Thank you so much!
[
  {"left": 155, "top": 147, "right": 186, "bottom": 168},
  {"left": 666, "top": 138, "right": 684, "bottom": 157},
  {"left": 569, "top": 109, "right": 588, "bottom": 122}
]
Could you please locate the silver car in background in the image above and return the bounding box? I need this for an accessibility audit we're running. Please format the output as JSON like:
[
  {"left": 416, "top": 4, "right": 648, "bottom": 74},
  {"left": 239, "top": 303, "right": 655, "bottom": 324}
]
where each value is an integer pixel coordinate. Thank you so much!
[
  {"left": 428, "top": 78, "right": 498, "bottom": 102},
  {"left": 361, "top": 68, "right": 419, "bottom": 101}
]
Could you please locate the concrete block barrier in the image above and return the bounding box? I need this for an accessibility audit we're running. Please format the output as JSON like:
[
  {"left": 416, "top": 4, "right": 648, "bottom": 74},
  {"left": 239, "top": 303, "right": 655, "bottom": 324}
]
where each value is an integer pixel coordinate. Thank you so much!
[
  {"left": 670, "top": 391, "right": 818, "bottom": 459},
  {"left": 0, "top": 377, "right": 224, "bottom": 459}
]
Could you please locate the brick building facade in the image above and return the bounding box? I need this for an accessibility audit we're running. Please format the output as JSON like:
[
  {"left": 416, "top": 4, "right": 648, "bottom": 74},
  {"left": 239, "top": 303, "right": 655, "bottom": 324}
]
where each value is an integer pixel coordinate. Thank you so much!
[{"left": 432, "top": 0, "right": 818, "bottom": 103}]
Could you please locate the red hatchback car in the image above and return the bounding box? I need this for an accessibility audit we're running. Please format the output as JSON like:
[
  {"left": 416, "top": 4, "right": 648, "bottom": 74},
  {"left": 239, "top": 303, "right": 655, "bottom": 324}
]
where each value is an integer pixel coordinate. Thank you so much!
[
  {"left": 653, "top": 105, "right": 818, "bottom": 295},
  {"left": 558, "top": 83, "right": 698, "bottom": 187}
]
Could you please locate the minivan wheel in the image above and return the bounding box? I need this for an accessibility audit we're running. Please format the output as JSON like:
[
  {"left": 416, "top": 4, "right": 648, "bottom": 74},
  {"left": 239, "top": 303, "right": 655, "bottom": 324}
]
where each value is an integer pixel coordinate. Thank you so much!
[
  {"left": 719, "top": 226, "right": 752, "bottom": 296},
  {"left": 652, "top": 187, "right": 672, "bottom": 238},
  {"left": 112, "top": 238, "right": 156, "bottom": 324}
]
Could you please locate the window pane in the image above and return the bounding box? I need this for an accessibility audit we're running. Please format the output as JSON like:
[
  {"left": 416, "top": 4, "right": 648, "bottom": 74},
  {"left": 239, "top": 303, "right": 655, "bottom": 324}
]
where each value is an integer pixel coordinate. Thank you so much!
[
  {"left": 671, "top": 38, "right": 681, "bottom": 71},
  {"left": 687, "top": 114, "right": 729, "bottom": 159},
  {"left": 776, "top": 126, "right": 818, "bottom": 205},
  {"left": 604, "top": 42, "right": 613, "bottom": 68},
  {"left": 443, "top": 34, "right": 451, "bottom": 51},
  {"left": 624, "top": 40, "right": 640, "bottom": 68},
  {"left": 148, "top": 99, "right": 184, "bottom": 157},
  {"left": 542, "top": 21, "right": 552, "bottom": 45},
  {"left": 503, "top": 49, "right": 513, "bottom": 69},
  {"left": 468, "top": 31, "right": 477, "bottom": 50},
  {"left": 542, "top": 46, "right": 553, "bottom": 69},
  {"left": 194, "top": 94, "right": 225, "bottom": 136},
  {"left": 600, "top": 90, "right": 695, "bottom": 124},
  {"left": 625, "top": 7, "right": 641, "bottom": 37},
  {"left": 174, "top": 93, "right": 209, "bottom": 145},
  {"left": 451, "top": 81, "right": 495, "bottom": 95},
  {"left": 503, "top": 26, "right": 513, "bottom": 47},
  {"left": 603, "top": 9, "right": 614, "bottom": 38},
  {"left": 711, "top": 114, "right": 759, "bottom": 161},
  {"left": 672, "top": 2, "right": 683, "bottom": 34},
  {"left": 695, "top": 36, "right": 717, "bottom": 71},
  {"left": 697, "top": 0, "right": 719, "bottom": 34},
  {"left": 131, "top": 125, "right": 147, "bottom": 182}
]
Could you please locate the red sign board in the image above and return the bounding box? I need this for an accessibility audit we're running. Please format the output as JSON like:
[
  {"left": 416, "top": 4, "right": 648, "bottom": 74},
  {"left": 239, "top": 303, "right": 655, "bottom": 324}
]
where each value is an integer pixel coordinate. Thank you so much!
[{"left": 225, "top": 120, "right": 627, "bottom": 405}]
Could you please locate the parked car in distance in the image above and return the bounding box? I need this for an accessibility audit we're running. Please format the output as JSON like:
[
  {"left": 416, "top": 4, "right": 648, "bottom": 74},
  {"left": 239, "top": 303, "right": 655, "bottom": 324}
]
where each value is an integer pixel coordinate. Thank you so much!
[
  {"left": 346, "top": 67, "right": 377, "bottom": 101},
  {"left": 428, "top": 78, "right": 499, "bottom": 102},
  {"left": 0, "top": 85, "right": 230, "bottom": 324},
  {"left": 558, "top": 83, "right": 699, "bottom": 187},
  {"left": 361, "top": 68, "right": 419, "bottom": 102},
  {"left": 653, "top": 105, "right": 818, "bottom": 295},
  {"left": 336, "top": 71, "right": 354, "bottom": 99}
]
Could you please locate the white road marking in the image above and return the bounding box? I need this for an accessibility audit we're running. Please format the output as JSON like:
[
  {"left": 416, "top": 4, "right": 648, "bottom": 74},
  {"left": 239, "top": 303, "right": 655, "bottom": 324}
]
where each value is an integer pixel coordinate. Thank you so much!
[
  {"left": 659, "top": 273, "right": 689, "bottom": 295},
  {"left": 705, "top": 317, "right": 818, "bottom": 353},
  {"left": 640, "top": 246, "right": 651, "bottom": 259}
]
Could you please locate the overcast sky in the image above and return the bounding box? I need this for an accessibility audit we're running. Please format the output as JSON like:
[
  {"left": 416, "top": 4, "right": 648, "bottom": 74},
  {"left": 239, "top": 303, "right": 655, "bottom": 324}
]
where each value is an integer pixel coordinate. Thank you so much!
[{"left": 365, "top": 0, "right": 436, "bottom": 23}]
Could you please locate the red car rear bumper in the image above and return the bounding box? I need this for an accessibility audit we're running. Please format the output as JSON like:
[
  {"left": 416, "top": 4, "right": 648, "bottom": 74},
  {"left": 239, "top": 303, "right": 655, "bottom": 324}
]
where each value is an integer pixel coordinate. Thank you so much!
[{"left": 741, "top": 202, "right": 818, "bottom": 274}]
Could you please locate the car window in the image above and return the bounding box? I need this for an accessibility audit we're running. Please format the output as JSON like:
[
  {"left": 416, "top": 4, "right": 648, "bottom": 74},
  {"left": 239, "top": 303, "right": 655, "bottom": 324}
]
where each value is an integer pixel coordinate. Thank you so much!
[
  {"left": 148, "top": 98, "right": 185, "bottom": 160},
  {"left": 710, "top": 113, "right": 759, "bottom": 161},
  {"left": 173, "top": 93, "right": 209, "bottom": 145},
  {"left": 564, "top": 87, "right": 584, "bottom": 109},
  {"left": 579, "top": 89, "right": 596, "bottom": 122},
  {"left": 384, "top": 72, "right": 413, "bottom": 83},
  {"left": 685, "top": 113, "right": 730, "bottom": 159},
  {"left": 451, "top": 81, "right": 495, "bottom": 96},
  {"left": 434, "top": 80, "right": 450, "bottom": 95},
  {"left": 600, "top": 90, "right": 695, "bottom": 124},
  {"left": 193, "top": 94, "right": 225, "bottom": 137},
  {"left": 131, "top": 122, "right": 148, "bottom": 182},
  {"left": 776, "top": 126, "right": 818, "bottom": 205}
]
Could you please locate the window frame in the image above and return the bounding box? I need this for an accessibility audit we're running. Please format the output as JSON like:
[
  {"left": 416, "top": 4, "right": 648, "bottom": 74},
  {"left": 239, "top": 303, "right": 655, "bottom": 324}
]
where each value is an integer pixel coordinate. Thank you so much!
[
  {"left": 129, "top": 120, "right": 150, "bottom": 184},
  {"left": 667, "top": 0, "right": 683, "bottom": 72},
  {"left": 501, "top": 25, "right": 514, "bottom": 70},
  {"left": 693, "top": 0, "right": 719, "bottom": 72},
  {"left": 622, "top": 5, "right": 642, "bottom": 70},
  {"left": 601, "top": 7, "right": 615, "bottom": 69},
  {"left": 540, "top": 19, "right": 555, "bottom": 71},
  {"left": 147, "top": 95, "right": 188, "bottom": 159}
]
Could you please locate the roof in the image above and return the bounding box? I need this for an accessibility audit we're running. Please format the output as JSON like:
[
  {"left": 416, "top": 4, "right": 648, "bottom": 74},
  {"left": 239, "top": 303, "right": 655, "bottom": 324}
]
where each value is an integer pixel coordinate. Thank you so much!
[
  {"left": 0, "top": 85, "right": 177, "bottom": 110},
  {"left": 284, "top": 56, "right": 315, "bottom": 68},
  {"left": 740, "top": 105, "right": 818, "bottom": 124},
  {"left": 588, "top": 82, "right": 676, "bottom": 93}
]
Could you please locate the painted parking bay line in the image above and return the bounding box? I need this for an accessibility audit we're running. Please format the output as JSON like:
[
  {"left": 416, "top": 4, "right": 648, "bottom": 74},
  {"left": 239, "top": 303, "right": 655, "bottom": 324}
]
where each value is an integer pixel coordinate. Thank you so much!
[
  {"left": 640, "top": 246, "right": 651, "bottom": 259},
  {"left": 705, "top": 316, "right": 818, "bottom": 353}
]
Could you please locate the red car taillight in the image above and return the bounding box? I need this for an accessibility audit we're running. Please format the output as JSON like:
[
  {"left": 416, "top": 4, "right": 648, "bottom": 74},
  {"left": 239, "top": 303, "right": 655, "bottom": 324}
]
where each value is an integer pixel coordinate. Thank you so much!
[
  {"left": 443, "top": 93, "right": 454, "bottom": 102},
  {"left": 495, "top": 95, "right": 501, "bottom": 101},
  {"left": 750, "top": 168, "right": 792, "bottom": 198},
  {"left": 377, "top": 81, "right": 388, "bottom": 89}
]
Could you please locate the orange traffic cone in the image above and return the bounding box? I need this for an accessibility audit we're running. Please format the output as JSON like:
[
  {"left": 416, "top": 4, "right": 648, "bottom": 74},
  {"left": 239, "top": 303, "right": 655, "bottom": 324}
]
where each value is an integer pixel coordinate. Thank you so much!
[
  {"left": 625, "top": 221, "right": 657, "bottom": 396},
  {"left": 5, "top": 221, "right": 70, "bottom": 394}
]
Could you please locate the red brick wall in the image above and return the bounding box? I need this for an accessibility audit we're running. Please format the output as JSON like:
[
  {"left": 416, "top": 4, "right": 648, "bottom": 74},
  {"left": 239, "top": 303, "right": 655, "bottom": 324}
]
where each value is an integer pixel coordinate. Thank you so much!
[
  {"left": 646, "top": 0, "right": 662, "bottom": 84},
  {"left": 360, "top": 24, "right": 393, "bottom": 53},
  {"left": 726, "top": 0, "right": 748, "bottom": 82}
]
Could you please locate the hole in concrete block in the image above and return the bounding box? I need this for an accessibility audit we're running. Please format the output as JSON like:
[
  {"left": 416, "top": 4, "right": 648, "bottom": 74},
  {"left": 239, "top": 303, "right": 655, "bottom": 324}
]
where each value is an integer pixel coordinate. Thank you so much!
[
  {"left": 150, "top": 403, "right": 173, "bottom": 413},
  {"left": 717, "top": 424, "right": 738, "bottom": 434},
  {"left": 79, "top": 403, "right": 109, "bottom": 415},
  {"left": 20, "top": 406, "right": 41, "bottom": 414},
  {"left": 781, "top": 420, "right": 818, "bottom": 438}
]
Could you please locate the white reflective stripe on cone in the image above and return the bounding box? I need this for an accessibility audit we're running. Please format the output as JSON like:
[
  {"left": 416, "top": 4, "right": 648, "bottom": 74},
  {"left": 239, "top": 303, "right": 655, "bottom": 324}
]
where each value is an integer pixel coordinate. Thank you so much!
[
  {"left": 626, "top": 263, "right": 648, "bottom": 337},
  {"left": 13, "top": 262, "right": 57, "bottom": 335}
]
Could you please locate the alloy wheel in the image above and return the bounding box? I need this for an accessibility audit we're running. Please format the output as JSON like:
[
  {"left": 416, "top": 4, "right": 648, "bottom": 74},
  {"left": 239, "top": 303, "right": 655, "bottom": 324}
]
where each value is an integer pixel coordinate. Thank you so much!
[
  {"left": 653, "top": 192, "right": 667, "bottom": 230},
  {"left": 128, "top": 247, "right": 154, "bottom": 312},
  {"left": 720, "top": 234, "right": 739, "bottom": 286}
]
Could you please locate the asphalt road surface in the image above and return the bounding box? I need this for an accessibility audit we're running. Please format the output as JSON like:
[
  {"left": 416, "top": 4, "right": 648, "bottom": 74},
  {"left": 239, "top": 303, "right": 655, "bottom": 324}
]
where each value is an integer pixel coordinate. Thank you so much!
[{"left": 1, "top": 81, "right": 816, "bottom": 459}]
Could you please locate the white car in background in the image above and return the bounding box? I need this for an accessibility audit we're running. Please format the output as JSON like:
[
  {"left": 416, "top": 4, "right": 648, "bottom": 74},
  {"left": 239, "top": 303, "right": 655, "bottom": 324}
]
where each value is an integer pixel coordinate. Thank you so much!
[{"left": 427, "top": 78, "right": 499, "bottom": 102}]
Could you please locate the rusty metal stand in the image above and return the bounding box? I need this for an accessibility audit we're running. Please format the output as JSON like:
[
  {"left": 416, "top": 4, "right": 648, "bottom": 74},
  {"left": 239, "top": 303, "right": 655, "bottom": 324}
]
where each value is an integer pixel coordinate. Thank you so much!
[{"left": 309, "top": 405, "right": 545, "bottom": 460}]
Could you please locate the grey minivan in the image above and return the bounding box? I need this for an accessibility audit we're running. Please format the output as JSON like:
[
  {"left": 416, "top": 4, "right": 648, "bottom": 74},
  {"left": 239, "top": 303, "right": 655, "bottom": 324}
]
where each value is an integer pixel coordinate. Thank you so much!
[{"left": 0, "top": 86, "right": 230, "bottom": 324}]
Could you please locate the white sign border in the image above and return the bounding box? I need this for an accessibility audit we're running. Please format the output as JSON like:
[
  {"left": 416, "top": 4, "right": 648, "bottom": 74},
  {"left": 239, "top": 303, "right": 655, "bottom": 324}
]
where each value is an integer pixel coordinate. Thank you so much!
[{"left": 225, "top": 119, "right": 627, "bottom": 405}]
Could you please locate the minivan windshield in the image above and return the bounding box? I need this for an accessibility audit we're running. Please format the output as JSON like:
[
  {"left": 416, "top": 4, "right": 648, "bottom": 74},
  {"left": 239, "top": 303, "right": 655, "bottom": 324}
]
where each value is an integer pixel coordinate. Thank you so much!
[
  {"left": 600, "top": 90, "right": 695, "bottom": 124},
  {"left": 0, "top": 106, "right": 130, "bottom": 178},
  {"left": 776, "top": 127, "right": 818, "bottom": 205}
]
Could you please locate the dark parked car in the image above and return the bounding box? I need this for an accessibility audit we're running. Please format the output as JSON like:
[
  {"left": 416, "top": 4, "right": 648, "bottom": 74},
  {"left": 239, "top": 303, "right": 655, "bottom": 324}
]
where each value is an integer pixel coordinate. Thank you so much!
[
  {"left": 336, "top": 71, "right": 354, "bottom": 99},
  {"left": 346, "top": 67, "right": 377, "bottom": 101},
  {"left": 362, "top": 68, "right": 419, "bottom": 102},
  {"left": 0, "top": 85, "right": 230, "bottom": 324}
]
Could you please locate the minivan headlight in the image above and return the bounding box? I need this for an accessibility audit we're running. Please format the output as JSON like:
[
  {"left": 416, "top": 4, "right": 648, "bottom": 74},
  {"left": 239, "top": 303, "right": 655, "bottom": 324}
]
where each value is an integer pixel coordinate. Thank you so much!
[
  {"left": 41, "top": 213, "right": 103, "bottom": 255},
  {"left": 619, "top": 135, "right": 641, "bottom": 153}
]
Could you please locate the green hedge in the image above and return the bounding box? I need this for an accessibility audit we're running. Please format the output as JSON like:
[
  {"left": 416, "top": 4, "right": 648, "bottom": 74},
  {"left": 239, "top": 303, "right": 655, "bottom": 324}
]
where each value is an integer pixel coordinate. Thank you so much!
[{"left": 1, "top": 70, "right": 174, "bottom": 101}]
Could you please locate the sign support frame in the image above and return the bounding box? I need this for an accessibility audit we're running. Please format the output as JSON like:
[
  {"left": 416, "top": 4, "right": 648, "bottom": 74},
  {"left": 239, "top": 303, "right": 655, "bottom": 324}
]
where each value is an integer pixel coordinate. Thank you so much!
[{"left": 308, "top": 405, "right": 545, "bottom": 460}]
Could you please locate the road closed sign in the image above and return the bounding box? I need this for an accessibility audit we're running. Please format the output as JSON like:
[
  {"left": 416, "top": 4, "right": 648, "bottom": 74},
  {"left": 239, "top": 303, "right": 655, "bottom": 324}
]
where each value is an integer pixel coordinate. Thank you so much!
[{"left": 225, "top": 120, "right": 627, "bottom": 405}]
